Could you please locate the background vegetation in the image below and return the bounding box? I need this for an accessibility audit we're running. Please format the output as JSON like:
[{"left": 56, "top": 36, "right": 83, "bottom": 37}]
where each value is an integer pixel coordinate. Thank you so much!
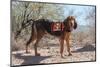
[{"left": 11, "top": 1, "right": 96, "bottom": 51}]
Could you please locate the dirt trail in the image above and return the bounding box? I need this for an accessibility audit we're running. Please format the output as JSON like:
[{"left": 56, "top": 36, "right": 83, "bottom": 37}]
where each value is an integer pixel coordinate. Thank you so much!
[{"left": 12, "top": 44, "right": 96, "bottom": 66}]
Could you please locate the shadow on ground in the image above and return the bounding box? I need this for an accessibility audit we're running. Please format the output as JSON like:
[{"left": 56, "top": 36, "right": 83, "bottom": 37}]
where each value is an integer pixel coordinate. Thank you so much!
[
  {"left": 72, "top": 44, "right": 96, "bottom": 53},
  {"left": 14, "top": 53, "right": 51, "bottom": 65}
]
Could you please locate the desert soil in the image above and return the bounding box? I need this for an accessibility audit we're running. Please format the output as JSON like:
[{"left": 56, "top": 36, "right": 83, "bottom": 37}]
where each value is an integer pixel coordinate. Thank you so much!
[{"left": 12, "top": 43, "right": 96, "bottom": 66}]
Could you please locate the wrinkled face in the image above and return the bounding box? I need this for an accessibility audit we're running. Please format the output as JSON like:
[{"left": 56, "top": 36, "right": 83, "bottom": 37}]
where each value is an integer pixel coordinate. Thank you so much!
[
  {"left": 64, "top": 16, "right": 77, "bottom": 32},
  {"left": 68, "top": 19, "right": 75, "bottom": 31},
  {"left": 69, "top": 19, "right": 74, "bottom": 26}
]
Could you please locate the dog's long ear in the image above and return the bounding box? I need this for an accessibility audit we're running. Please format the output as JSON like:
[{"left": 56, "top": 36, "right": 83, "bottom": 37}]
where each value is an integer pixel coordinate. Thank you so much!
[{"left": 74, "top": 21, "right": 77, "bottom": 29}]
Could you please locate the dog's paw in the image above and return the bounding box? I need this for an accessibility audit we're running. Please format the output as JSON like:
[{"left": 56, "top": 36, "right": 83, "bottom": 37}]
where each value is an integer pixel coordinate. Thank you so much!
[
  {"left": 68, "top": 53, "right": 72, "bottom": 56},
  {"left": 26, "top": 51, "right": 30, "bottom": 53},
  {"left": 35, "top": 53, "right": 40, "bottom": 56}
]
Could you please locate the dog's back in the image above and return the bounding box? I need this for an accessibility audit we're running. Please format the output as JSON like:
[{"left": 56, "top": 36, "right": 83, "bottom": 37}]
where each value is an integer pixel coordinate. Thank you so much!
[{"left": 33, "top": 19, "right": 62, "bottom": 36}]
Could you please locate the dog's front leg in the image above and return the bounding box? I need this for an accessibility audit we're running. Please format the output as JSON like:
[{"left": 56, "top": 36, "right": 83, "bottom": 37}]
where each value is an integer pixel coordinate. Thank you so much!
[
  {"left": 65, "top": 32, "right": 72, "bottom": 56},
  {"left": 60, "top": 36, "right": 64, "bottom": 58}
]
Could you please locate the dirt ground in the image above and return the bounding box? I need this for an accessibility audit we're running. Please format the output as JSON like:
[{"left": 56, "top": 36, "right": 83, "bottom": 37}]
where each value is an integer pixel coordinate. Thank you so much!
[{"left": 11, "top": 43, "right": 96, "bottom": 66}]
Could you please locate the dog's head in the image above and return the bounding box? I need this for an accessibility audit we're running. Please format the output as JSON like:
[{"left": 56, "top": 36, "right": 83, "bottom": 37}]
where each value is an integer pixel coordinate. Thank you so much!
[{"left": 63, "top": 16, "right": 77, "bottom": 32}]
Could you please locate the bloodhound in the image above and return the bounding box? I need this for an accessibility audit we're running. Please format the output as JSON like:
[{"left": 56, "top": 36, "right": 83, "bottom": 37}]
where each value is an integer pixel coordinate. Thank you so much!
[{"left": 25, "top": 16, "right": 77, "bottom": 58}]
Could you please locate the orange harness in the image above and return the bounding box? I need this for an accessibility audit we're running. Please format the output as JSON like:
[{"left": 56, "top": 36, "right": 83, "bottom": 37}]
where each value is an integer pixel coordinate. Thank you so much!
[{"left": 51, "top": 22, "right": 64, "bottom": 31}]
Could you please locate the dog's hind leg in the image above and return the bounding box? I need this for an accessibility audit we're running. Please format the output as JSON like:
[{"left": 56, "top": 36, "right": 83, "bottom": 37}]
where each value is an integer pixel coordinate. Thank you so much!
[
  {"left": 26, "top": 33, "right": 37, "bottom": 53},
  {"left": 34, "top": 30, "right": 45, "bottom": 56},
  {"left": 34, "top": 39, "right": 40, "bottom": 56},
  {"left": 26, "top": 22, "right": 37, "bottom": 53},
  {"left": 26, "top": 36, "right": 32, "bottom": 53}
]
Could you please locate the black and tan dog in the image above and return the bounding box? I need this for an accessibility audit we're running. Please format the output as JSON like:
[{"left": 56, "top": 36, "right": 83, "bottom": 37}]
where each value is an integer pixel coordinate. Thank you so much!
[{"left": 26, "top": 16, "right": 77, "bottom": 57}]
